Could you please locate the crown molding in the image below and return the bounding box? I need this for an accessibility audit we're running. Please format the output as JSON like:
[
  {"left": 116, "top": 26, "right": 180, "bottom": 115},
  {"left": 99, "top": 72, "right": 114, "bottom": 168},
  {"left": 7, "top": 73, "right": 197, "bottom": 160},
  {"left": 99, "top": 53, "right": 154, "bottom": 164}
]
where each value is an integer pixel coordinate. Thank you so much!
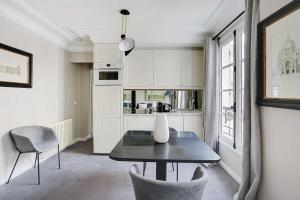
[
  {"left": 0, "top": 0, "right": 92, "bottom": 52},
  {"left": 203, "top": 0, "right": 244, "bottom": 35},
  {"left": 66, "top": 43, "right": 94, "bottom": 53}
]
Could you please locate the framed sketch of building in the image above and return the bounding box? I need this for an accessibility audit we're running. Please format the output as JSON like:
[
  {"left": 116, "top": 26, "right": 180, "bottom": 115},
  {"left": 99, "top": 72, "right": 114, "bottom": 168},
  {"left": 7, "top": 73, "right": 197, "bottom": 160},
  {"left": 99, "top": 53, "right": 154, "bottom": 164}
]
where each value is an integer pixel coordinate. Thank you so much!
[
  {"left": 257, "top": 0, "right": 300, "bottom": 110},
  {"left": 0, "top": 43, "right": 32, "bottom": 88}
]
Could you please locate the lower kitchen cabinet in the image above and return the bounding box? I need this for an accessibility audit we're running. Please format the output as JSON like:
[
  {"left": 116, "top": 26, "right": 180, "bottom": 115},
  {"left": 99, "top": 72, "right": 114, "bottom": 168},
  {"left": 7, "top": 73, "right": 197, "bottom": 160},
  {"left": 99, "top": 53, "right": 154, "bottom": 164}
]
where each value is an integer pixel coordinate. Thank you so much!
[
  {"left": 94, "top": 117, "right": 122, "bottom": 153},
  {"left": 124, "top": 114, "right": 203, "bottom": 138},
  {"left": 124, "top": 116, "right": 153, "bottom": 134},
  {"left": 183, "top": 115, "right": 203, "bottom": 139},
  {"left": 165, "top": 116, "right": 183, "bottom": 132}
]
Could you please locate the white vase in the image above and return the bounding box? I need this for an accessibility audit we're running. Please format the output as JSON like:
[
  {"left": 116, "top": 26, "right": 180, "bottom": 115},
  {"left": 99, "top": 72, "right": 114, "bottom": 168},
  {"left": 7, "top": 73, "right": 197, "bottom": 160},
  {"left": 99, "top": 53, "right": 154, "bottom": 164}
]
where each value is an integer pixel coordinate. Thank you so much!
[{"left": 154, "top": 114, "right": 169, "bottom": 143}]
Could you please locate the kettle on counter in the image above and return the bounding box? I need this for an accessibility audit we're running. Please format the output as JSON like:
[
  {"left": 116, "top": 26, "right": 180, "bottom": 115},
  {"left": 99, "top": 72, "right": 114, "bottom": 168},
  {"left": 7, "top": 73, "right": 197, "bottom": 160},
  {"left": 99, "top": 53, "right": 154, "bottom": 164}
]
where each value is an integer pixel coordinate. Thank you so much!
[
  {"left": 157, "top": 102, "right": 164, "bottom": 112},
  {"left": 163, "top": 104, "right": 172, "bottom": 112},
  {"left": 156, "top": 102, "right": 172, "bottom": 112}
]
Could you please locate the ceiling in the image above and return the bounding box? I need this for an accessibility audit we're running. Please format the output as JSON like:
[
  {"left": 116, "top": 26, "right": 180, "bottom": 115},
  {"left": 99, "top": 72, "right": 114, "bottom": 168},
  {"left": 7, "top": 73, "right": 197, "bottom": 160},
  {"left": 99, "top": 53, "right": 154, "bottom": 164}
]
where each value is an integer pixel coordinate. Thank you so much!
[
  {"left": 22, "top": 0, "right": 225, "bottom": 47},
  {"left": 1, "top": 0, "right": 244, "bottom": 50}
]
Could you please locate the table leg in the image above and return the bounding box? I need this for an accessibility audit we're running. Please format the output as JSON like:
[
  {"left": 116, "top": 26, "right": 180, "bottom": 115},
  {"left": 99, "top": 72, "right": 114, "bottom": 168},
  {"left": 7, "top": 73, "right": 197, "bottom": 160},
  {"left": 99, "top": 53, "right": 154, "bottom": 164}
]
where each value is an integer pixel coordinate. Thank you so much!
[{"left": 156, "top": 161, "right": 167, "bottom": 181}]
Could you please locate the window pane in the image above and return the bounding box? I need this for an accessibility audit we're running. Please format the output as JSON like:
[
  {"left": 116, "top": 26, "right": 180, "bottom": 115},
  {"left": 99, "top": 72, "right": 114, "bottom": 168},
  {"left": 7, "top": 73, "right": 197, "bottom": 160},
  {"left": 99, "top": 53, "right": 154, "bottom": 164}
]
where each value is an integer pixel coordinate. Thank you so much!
[
  {"left": 222, "top": 114, "right": 234, "bottom": 136},
  {"left": 221, "top": 90, "right": 234, "bottom": 114},
  {"left": 222, "top": 66, "right": 234, "bottom": 90},
  {"left": 221, "top": 41, "right": 234, "bottom": 66}
]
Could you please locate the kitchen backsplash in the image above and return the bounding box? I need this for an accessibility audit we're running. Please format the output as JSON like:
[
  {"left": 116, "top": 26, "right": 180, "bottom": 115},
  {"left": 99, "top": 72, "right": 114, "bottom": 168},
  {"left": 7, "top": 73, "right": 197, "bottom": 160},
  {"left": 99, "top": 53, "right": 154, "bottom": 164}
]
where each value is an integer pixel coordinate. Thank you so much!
[{"left": 124, "top": 89, "right": 202, "bottom": 114}]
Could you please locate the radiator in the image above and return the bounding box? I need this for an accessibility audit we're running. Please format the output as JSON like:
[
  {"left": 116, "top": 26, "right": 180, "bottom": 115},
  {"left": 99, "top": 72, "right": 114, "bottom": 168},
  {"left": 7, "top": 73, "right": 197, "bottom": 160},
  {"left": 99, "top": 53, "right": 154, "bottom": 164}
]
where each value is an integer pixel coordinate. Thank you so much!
[{"left": 40, "top": 119, "right": 74, "bottom": 160}]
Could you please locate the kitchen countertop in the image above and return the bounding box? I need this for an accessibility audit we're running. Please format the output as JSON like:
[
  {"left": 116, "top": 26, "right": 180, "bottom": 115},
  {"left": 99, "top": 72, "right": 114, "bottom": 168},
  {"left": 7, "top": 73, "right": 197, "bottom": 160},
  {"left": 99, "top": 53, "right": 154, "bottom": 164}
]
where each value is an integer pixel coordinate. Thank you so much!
[{"left": 123, "top": 110, "right": 202, "bottom": 116}]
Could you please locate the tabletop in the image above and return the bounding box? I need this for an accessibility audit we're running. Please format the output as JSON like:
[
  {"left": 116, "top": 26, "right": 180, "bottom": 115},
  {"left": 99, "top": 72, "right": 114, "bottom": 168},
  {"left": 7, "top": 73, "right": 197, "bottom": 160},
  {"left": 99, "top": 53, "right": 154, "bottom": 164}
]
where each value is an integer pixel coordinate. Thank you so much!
[{"left": 109, "top": 130, "right": 220, "bottom": 163}]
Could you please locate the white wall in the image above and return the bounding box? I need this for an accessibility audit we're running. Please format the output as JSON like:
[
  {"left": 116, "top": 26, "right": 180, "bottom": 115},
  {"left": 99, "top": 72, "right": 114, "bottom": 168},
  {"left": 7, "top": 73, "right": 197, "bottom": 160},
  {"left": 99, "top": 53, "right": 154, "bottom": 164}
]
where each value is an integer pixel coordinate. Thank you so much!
[
  {"left": 219, "top": 141, "right": 242, "bottom": 183},
  {"left": 0, "top": 15, "right": 90, "bottom": 184},
  {"left": 258, "top": 0, "right": 300, "bottom": 199}
]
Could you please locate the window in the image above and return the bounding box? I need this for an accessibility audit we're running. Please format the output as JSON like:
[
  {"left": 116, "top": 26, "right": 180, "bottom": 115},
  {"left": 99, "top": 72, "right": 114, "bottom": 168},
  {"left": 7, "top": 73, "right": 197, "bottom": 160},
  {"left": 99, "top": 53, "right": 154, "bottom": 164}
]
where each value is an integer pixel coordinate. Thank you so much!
[
  {"left": 219, "top": 26, "right": 245, "bottom": 150},
  {"left": 220, "top": 40, "right": 234, "bottom": 137}
]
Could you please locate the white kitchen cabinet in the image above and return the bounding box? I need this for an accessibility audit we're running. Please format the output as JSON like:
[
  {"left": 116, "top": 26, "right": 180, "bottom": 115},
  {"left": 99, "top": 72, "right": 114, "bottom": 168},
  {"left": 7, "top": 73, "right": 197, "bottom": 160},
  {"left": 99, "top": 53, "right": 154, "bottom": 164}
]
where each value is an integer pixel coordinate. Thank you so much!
[
  {"left": 152, "top": 115, "right": 183, "bottom": 132},
  {"left": 94, "top": 116, "right": 122, "bottom": 153},
  {"left": 125, "top": 50, "right": 154, "bottom": 87},
  {"left": 95, "top": 86, "right": 122, "bottom": 116},
  {"left": 154, "top": 50, "right": 181, "bottom": 87},
  {"left": 167, "top": 116, "right": 184, "bottom": 132},
  {"left": 181, "top": 50, "right": 204, "bottom": 87},
  {"left": 124, "top": 116, "right": 153, "bottom": 134},
  {"left": 94, "top": 44, "right": 122, "bottom": 63},
  {"left": 183, "top": 115, "right": 203, "bottom": 139},
  {"left": 93, "top": 86, "right": 123, "bottom": 153}
]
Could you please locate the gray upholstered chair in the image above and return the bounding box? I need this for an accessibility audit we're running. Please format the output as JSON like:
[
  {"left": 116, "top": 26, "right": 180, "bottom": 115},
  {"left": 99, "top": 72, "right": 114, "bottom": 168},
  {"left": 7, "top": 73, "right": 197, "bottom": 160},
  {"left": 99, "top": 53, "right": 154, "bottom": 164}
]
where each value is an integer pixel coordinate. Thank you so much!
[
  {"left": 143, "top": 127, "right": 178, "bottom": 180},
  {"left": 130, "top": 164, "right": 208, "bottom": 200},
  {"left": 6, "top": 126, "right": 60, "bottom": 184}
]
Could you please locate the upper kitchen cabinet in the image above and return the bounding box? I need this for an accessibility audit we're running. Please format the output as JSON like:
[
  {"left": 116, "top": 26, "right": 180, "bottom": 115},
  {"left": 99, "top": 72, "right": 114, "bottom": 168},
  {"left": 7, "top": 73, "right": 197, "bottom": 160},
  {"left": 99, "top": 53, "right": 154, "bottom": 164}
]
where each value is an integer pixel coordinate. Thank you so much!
[
  {"left": 125, "top": 50, "right": 154, "bottom": 88},
  {"left": 154, "top": 50, "right": 181, "bottom": 88},
  {"left": 181, "top": 50, "right": 204, "bottom": 88},
  {"left": 94, "top": 44, "right": 122, "bottom": 63}
]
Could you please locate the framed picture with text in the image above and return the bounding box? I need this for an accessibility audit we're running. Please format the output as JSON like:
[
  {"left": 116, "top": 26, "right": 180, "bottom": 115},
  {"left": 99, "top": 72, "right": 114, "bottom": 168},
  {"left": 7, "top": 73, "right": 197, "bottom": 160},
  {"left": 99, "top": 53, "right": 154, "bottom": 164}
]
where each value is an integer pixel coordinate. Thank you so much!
[
  {"left": 0, "top": 43, "right": 32, "bottom": 88},
  {"left": 258, "top": 0, "right": 300, "bottom": 110}
]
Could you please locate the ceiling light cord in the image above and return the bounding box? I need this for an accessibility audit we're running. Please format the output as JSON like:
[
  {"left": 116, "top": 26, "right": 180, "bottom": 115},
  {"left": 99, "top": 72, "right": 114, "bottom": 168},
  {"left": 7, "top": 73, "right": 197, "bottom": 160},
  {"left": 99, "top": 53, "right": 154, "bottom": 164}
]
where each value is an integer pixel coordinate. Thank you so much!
[
  {"left": 119, "top": 9, "right": 135, "bottom": 56},
  {"left": 121, "top": 14, "right": 127, "bottom": 36},
  {"left": 124, "top": 15, "right": 128, "bottom": 35}
]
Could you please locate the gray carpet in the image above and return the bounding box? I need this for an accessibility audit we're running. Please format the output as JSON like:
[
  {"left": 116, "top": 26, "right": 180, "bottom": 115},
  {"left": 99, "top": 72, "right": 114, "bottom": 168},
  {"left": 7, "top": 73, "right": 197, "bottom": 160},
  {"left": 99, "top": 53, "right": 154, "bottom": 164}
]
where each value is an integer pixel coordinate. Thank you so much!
[{"left": 0, "top": 140, "right": 238, "bottom": 200}]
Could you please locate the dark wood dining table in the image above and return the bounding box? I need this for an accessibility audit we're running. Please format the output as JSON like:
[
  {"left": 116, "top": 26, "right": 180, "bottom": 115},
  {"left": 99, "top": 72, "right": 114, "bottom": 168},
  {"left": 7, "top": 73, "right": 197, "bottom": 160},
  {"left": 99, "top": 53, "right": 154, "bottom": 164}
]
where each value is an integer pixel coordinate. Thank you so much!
[{"left": 109, "top": 130, "right": 220, "bottom": 181}]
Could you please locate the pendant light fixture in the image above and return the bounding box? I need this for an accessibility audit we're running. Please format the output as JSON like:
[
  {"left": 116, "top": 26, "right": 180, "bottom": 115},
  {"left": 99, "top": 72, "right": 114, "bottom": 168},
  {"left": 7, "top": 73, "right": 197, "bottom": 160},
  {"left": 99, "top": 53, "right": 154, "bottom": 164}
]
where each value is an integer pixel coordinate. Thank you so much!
[{"left": 119, "top": 9, "right": 135, "bottom": 56}]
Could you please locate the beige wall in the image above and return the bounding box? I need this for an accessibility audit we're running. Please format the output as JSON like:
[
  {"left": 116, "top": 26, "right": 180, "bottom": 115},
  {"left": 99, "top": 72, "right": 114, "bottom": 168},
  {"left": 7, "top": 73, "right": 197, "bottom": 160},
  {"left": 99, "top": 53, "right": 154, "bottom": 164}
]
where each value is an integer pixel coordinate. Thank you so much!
[
  {"left": 0, "top": 16, "right": 90, "bottom": 184},
  {"left": 258, "top": 0, "right": 300, "bottom": 199},
  {"left": 76, "top": 63, "right": 92, "bottom": 139}
]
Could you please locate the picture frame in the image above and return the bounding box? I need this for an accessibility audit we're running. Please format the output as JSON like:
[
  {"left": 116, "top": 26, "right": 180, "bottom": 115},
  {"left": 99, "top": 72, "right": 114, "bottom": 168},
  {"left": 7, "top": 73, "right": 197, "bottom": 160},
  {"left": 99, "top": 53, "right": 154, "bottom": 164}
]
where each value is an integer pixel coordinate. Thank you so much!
[
  {"left": 257, "top": 0, "right": 300, "bottom": 110},
  {"left": 0, "top": 43, "right": 32, "bottom": 88}
]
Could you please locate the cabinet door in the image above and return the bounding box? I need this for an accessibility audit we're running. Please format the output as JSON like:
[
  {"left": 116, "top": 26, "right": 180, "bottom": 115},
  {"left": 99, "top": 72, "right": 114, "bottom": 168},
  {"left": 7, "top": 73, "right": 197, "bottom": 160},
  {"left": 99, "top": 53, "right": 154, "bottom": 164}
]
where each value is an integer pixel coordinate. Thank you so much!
[
  {"left": 152, "top": 115, "right": 183, "bottom": 132},
  {"left": 124, "top": 116, "right": 153, "bottom": 134},
  {"left": 181, "top": 50, "right": 204, "bottom": 87},
  {"left": 167, "top": 116, "right": 183, "bottom": 132},
  {"left": 94, "top": 86, "right": 122, "bottom": 116},
  {"left": 183, "top": 115, "right": 203, "bottom": 139},
  {"left": 125, "top": 50, "right": 154, "bottom": 87},
  {"left": 154, "top": 50, "right": 181, "bottom": 87},
  {"left": 94, "top": 117, "right": 121, "bottom": 153},
  {"left": 94, "top": 44, "right": 122, "bottom": 63}
]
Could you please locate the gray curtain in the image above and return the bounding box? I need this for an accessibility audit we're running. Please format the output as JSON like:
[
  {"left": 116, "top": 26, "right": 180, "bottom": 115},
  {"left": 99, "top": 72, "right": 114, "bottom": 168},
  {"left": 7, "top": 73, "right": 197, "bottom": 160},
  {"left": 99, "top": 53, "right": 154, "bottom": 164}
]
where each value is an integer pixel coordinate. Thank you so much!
[
  {"left": 203, "top": 38, "right": 219, "bottom": 152},
  {"left": 234, "top": 0, "right": 261, "bottom": 199}
]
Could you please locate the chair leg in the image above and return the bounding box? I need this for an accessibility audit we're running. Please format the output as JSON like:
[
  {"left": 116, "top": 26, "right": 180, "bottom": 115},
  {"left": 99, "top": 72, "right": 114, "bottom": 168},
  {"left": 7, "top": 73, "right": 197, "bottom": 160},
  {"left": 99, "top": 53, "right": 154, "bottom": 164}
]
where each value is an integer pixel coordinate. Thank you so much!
[
  {"left": 172, "top": 162, "right": 174, "bottom": 172},
  {"left": 6, "top": 152, "right": 21, "bottom": 184},
  {"left": 176, "top": 163, "right": 179, "bottom": 182},
  {"left": 143, "top": 162, "right": 147, "bottom": 176},
  {"left": 57, "top": 145, "right": 61, "bottom": 169},
  {"left": 34, "top": 152, "right": 38, "bottom": 168},
  {"left": 37, "top": 153, "right": 40, "bottom": 185}
]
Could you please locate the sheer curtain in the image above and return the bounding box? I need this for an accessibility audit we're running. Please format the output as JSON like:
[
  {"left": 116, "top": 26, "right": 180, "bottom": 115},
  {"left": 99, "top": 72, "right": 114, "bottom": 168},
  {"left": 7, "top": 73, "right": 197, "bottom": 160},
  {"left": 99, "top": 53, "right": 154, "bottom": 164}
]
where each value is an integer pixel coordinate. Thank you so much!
[
  {"left": 203, "top": 38, "right": 219, "bottom": 152},
  {"left": 234, "top": 0, "right": 261, "bottom": 199}
]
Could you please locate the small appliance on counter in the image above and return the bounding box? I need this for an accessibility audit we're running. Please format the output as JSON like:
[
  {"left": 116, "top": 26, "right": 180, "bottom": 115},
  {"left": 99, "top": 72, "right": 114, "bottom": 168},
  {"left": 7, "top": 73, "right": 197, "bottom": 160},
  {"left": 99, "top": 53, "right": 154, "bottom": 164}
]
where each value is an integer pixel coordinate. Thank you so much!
[
  {"left": 163, "top": 104, "right": 172, "bottom": 112},
  {"left": 157, "top": 102, "right": 164, "bottom": 112},
  {"left": 157, "top": 102, "right": 172, "bottom": 112}
]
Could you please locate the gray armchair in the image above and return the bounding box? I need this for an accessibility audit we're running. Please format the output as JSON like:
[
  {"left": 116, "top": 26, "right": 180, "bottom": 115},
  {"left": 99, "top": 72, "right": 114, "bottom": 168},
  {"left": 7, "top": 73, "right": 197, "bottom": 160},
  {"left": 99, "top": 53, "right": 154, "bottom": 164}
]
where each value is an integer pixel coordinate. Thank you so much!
[
  {"left": 130, "top": 164, "right": 208, "bottom": 200},
  {"left": 7, "top": 126, "right": 60, "bottom": 184}
]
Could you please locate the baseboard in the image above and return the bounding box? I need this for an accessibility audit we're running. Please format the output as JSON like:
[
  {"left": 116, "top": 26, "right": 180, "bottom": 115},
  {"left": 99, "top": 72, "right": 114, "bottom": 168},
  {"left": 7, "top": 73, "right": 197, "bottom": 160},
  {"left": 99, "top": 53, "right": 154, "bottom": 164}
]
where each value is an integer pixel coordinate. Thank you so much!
[
  {"left": 220, "top": 161, "right": 241, "bottom": 184},
  {"left": 76, "top": 135, "right": 92, "bottom": 142}
]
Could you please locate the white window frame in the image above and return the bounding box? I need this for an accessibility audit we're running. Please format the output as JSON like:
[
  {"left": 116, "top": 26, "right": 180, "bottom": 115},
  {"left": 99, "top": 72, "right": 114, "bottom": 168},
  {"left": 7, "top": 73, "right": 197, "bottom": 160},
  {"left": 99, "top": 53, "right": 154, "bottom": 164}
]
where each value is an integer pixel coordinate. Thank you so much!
[{"left": 218, "top": 20, "right": 244, "bottom": 152}]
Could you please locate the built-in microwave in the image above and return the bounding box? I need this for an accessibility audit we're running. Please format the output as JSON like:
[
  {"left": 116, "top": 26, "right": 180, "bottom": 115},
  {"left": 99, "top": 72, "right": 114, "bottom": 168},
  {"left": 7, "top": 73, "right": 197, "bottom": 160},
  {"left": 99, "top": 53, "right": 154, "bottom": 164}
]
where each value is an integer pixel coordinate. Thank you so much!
[
  {"left": 94, "top": 62, "right": 123, "bottom": 69},
  {"left": 93, "top": 68, "right": 123, "bottom": 86}
]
